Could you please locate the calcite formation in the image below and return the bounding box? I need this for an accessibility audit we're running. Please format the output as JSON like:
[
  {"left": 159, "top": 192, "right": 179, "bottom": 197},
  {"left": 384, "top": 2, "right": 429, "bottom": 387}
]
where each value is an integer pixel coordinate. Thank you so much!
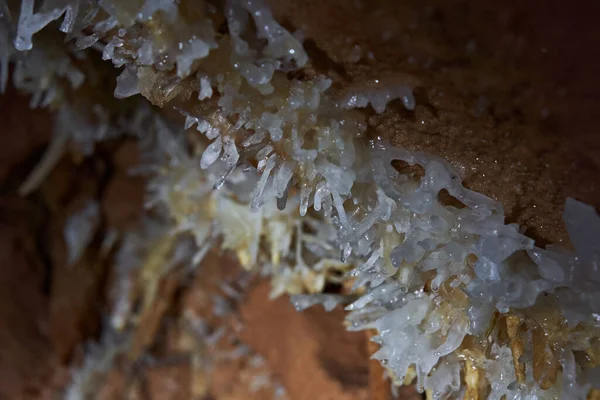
[{"left": 1, "top": 0, "right": 600, "bottom": 399}]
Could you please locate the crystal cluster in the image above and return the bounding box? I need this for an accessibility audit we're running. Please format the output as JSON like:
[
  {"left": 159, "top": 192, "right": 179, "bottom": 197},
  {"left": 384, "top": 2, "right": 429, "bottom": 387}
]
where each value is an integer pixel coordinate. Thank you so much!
[{"left": 2, "top": 0, "right": 600, "bottom": 399}]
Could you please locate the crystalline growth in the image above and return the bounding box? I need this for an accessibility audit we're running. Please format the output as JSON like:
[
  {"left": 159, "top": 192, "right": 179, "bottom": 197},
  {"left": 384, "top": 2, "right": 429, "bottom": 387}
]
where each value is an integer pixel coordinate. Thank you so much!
[
  {"left": 64, "top": 200, "right": 101, "bottom": 265},
  {"left": 563, "top": 198, "right": 600, "bottom": 269},
  {"left": 4, "top": 0, "right": 600, "bottom": 398},
  {"left": 340, "top": 82, "right": 416, "bottom": 113},
  {"left": 15, "top": 0, "right": 81, "bottom": 51}
]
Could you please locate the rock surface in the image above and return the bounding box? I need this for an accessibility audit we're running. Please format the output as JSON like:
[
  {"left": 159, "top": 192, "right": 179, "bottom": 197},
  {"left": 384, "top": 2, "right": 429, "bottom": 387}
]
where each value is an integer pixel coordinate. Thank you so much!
[{"left": 1, "top": 0, "right": 600, "bottom": 399}]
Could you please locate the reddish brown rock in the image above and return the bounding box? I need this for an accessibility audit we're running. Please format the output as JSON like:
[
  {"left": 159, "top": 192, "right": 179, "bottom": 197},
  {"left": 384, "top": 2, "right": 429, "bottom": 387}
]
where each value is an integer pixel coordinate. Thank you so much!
[
  {"left": 239, "top": 282, "right": 370, "bottom": 400},
  {"left": 102, "top": 141, "right": 146, "bottom": 231},
  {"left": 0, "top": 86, "right": 52, "bottom": 186},
  {"left": 0, "top": 195, "right": 57, "bottom": 398}
]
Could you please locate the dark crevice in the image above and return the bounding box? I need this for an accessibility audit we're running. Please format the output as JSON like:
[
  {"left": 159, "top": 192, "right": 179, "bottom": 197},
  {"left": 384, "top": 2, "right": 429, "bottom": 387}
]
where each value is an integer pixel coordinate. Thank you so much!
[
  {"left": 323, "top": 281, "right": 343, "bottom": 294},
  {"left": 302, "top": 38, "right": 351, "bottom": 81},
  {"left": 413, "top": 86, "right": 440, "bottom": 118},
  {"left": 33, "top": 197, "right": 54, "bottom": 297},
  {"left": 318, "top": 354, "right": 369, "bottom": 389},
  {"left": 438, "top": 189, "right": 467, "bottom": 209},
  {"left": 0, "top": 143, "right": 55, "bottom": 297},
  {"left": 391, "top": 159, "right": 425, "bottom": 180}
]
